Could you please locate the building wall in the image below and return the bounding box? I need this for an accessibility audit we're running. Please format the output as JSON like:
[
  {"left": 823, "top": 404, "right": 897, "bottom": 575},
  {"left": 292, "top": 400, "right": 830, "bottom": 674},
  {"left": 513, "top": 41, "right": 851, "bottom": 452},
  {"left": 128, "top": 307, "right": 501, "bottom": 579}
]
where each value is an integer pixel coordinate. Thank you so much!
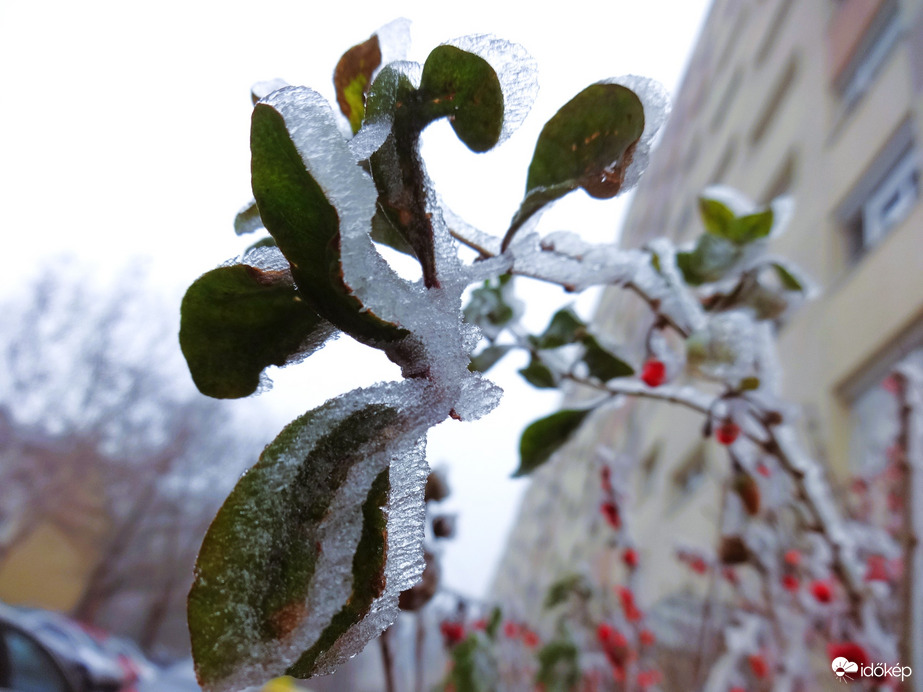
[{"left": 492, "top": 0, "right": 923, "bottom": 634}]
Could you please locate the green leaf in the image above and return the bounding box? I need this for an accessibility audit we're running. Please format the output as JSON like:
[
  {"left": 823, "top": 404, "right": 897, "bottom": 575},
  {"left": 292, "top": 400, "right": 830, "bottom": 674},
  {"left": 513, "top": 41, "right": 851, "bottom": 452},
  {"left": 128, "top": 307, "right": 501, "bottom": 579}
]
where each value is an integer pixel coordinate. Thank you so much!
[
  {"left": 250, "top": 100, "right": 408, "bottom": 346},
  {"left": 334, "top": 33, "right": 381, "bottom": 134},
  {"left": 697, "top": 197, "right": 734, "bottom": 238},
  {"left": 543, "top": 573, "right": 590, "bottom": 610},
  {"left": 179, "top": 264, "right": 335, "bottom": 399},
  {"left": 535, "top": 639, "right": 580, "bottom": 692},
  {"left": 515, "top": 409, "right": 592, "bottom": 477},
  {"left": 518, "top": 356, "right": 559, "bottom": 389},
  {"left": 678, "top": 233, "right": 742, "bottom": 285},
  {"left": 739, "top": 376, "right": 761, "bottom": 391},
  {"left": 418, "top": 45, "right": 504, "bottom": 153},
  {"left": 505, "top": 83, "right": 644, "bottom": 245},
  {"left": 485, "top": 606, "right": 502, "bottom": 640},
  {"left": 444, "top": 634, "right": 498, "bottom": 692},
  {"left": 188, "top": 403, "right": 401, "bottom": 687},
  {"left": 532, "top": 307, "right": 586, "bottom": 349},
  {"left": 234, "top": 199, "right": 263, "bottom": 235},
  {"left": 699, "top": 196, "right": 774, "bottom": 245},
  {"left": 728, "top": 208, "right": 773, "bottom": 244},
  {"left": 468, "top": 344, "right": 513, "bottom": 373},
  {"left": 463, "top": 277, "right": 517, "bottom": 339},
  {"left": 771, "top": 261, "right": 804, "bottom": 292},
  {"left": 581, "top": 335, "right": 634, "bottom": 381}
]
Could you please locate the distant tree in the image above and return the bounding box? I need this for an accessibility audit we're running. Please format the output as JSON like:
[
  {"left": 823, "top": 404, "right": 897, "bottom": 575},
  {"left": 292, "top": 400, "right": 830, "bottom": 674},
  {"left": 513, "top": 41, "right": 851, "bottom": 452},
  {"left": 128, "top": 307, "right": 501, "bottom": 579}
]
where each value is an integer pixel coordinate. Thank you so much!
[{"left": 0, "top": 262, "right": 264, "bottom": 653}]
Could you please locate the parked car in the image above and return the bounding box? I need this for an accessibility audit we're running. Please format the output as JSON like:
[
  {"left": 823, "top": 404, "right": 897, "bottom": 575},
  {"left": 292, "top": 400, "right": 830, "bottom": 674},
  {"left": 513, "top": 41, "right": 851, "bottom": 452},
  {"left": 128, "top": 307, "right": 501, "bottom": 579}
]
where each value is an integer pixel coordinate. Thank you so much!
[
  {"left": 0, "top": 615, "right": 85, "bottom": 691},
  {"left": 0, "top": 603, "right": 129, "bottom": 691}
]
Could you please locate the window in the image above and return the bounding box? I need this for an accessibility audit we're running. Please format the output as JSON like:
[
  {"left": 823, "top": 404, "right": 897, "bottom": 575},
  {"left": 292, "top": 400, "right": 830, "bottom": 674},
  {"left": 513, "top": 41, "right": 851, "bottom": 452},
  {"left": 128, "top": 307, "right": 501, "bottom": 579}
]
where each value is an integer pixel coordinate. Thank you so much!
[
  {"left": 749, "top": 56, "right": 798, "bottom": 146},
  {"left": 847, "top": 347, "right": 923, "bottom": 473},
  {"left": 839, "top": 122, "right": 919, "bottom": 261},
  {"left": 838, "top": 0, "right": 901, "bottom": 108},
  {"left": 754, "top": 0, "right": 794, "bottom": 66}
]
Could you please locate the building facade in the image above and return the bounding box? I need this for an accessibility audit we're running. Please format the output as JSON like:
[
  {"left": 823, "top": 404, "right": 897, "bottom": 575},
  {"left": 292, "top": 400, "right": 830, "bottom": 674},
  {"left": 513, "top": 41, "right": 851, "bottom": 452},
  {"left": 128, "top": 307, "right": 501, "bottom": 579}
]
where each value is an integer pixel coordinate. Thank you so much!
[{"left": 492, "top": 0, "right": 923, "bottom": 665}]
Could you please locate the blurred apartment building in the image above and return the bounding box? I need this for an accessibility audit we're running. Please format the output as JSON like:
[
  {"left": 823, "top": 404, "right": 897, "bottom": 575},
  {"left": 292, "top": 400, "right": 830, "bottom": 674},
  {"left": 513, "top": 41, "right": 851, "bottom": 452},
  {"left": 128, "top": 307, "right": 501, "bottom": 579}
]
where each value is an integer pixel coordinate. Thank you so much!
[{"left": 491, "top": 0, "right": 923, "bottom": 643}]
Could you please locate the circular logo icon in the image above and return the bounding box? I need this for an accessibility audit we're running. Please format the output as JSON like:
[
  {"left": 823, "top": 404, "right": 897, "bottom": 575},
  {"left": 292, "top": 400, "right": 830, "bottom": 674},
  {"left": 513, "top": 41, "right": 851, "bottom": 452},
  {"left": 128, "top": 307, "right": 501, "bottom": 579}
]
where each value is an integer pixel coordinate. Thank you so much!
[{"left": 832, "top": 657, "right": 859, "bottom": 678}]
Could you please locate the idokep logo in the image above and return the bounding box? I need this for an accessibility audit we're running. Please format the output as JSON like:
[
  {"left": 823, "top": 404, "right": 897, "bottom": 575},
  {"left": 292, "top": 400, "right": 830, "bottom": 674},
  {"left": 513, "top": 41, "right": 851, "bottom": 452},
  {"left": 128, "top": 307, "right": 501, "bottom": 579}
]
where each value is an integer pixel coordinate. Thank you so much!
[{"left": 831, "top": 657, "right": 912, "bottom": 683}]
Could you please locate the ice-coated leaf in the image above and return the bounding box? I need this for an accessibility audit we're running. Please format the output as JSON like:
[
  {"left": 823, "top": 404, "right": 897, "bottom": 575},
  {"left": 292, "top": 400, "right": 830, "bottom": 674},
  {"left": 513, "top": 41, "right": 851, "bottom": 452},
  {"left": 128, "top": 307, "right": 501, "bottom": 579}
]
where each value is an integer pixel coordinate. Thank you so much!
[
  {"left": 462, "top": 275, "right": 518, "bottom": 340},
  {"left": 771, "top": 261, "right": 805, "bottom": 292},
  {"left": 533, "top": 307, "right": 586, "bottom": 349},
  {"left": 188, "top": 383, "right": 430, "bottom": 691},
  {"left": 505, "top": 83, "right": 644, "bottom": 247},
  {"left": 444, "top": 35, "right": 538, "bottom": 145},
  {"left": 179, "top": 264, "right": 335, "bottom": 399},
  {"left": 580, "top": 335, "right": 634, "bottom": 382},
  {"left": 334, "top": 33, "right": 382, "bottom": 134},
  {"left": 518, "top": 356, "right": 559, "bottom": 389},
  {"left": 251, "top": 78, "right": 289, "bottom": 105},
  {"left": 515, "top": 408, "right": 592, "bottom": 477},
  {"left": 468, "top": 344, "right": 513, "bottom": 373},
  {"left": 697, "top": 197, "right": 735, "bottom": 238},
  {"left": 699, "top": 191, "right": 775, "bottom": 245},
  {"left": 234, "top": 199, "right": 264, "bottom": 235},
  {"left": 676, "top": 233, "right": 742, "bottom": 285},
  {"left": 250, "top": 90, "right": 409, "bottom": 346},
  {"left": 418, "top": 44, "right": 504, "bottom": 153}
]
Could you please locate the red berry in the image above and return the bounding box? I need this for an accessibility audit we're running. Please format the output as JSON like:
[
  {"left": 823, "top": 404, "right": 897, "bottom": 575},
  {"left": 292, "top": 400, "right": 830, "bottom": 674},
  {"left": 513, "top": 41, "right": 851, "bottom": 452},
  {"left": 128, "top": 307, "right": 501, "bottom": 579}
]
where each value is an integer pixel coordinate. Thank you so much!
[
  {"left": 690, "top": 557, "right": 708, "bottom": 574},
  {"left": 440, "top": 621, "right": 465, "bottom": 646},
  {"left": 637, "top": 670, "right": 662, "bottom": 688},
  {"left": 722, "top": 567, "right": 739, "bottom": 584},
  {"left": 827, "top": 642, "right": 869, "bottom": 668},
  {"left": 756, "top": 462, "right": 771, "bottom": 477},
  {"left": 617, "top": 586, "right": 643, "bottom": 622},
  {"left": 748, "top": 653, "right": 769, "bottom": 679},
  {"left": 781, "top": 574, "right": 799, "bottom": 592},
  {"left": 810, "top": 579, "right": 833, "bottom": 603},
  {"left": 596, "top": 623, "right": 614, "bottom": 643},
  {"left": 715, "top": 421, "right": 740, "bottom": 445},
  {"left": 622, "top": 548, "right": 639, "bottom": 568},
  {"left": 600, "top": 501, "right": 621, "bottom": 529},
  {"left": 641, "top": 359, "right": 667, "bottom": 387},
  {"left": 522, "top": 629, "right": 540, "bottom": 648},
  {"left": 783, "top": 549, "right": 801, "bottom": 566},
  {"left": 503, "top": 621, "right": 520, "bottom": 638},
  {"left": 639, "top": 629, "right": 655, "bottom": 646},
  {"left": 472, "top": 618, "right": 487, "bottom": 631}
]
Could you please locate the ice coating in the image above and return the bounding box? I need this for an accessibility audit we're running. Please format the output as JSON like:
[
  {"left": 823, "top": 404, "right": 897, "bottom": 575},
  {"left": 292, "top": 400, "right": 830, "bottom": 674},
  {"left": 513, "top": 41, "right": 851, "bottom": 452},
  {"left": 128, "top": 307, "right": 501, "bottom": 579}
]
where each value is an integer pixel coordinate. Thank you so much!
[
  {"left": 198, "top": 380, "right": 443, "bottom": 692},
  {"left": 508, "top": 231, "right": 706, "bottom": 334},
  {"left": 603, "top": 75, "right": 669, "bottom": 195},
  {"left": 446, "top": 34, "right": 539, "bottom": 145},
  {"left": 251, "top": 78, "right": 289, "bottom": 104}
]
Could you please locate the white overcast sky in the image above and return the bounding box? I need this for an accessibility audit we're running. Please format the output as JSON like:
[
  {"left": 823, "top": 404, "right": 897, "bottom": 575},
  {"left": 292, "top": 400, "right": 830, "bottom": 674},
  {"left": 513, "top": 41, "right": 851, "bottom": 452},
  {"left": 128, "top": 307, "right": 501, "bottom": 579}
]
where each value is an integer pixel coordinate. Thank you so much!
[{"left": 0, "top": 1, "right": 711, "bottom": 600}]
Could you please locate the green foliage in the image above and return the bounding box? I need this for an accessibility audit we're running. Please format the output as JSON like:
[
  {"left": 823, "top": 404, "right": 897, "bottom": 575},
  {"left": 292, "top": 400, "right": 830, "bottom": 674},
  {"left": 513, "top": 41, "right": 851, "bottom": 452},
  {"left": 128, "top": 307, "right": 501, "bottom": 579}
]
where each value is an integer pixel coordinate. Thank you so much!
[
  {"left": 518, "top": 356, "right": 559, "bottom": 389},
  {"left": 515, "top": 409, "right": 592, "bottom": 477},
  {"left": 531, "top": 307, "right": 586, "bottom": 349},
  {"left": 543, "top": 574, "right": 591, "bottom": 610},
  {"left": 188, "top": 404, "right": 397, "bottom": 687},
  {"left": 443, "top": 634, "right": 499, "bottom": 692},
  {"left": 535, "top": 639, "right": 581, "bottom": 692},
  {"left": 179, "top": 264, "right": 334, "bottom": 399},
  {"left": 418, "top": 45, "right": 504, "bottom": 153},
  {"left": 505, "top": 83, "right": 645, "bottom": 247},
  {"left": 250, "top": 101, "right": 408, "bottom": 346}
]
